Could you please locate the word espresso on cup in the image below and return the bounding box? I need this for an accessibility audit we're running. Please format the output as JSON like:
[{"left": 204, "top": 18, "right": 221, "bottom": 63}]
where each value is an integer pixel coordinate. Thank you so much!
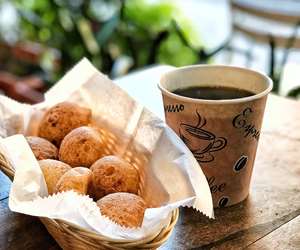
[
  {"left": 232, "top": 107, "right": 260, "bottom": 140},
  {"left": 159, "top": 65, "right": 272, "bottom": 207}
]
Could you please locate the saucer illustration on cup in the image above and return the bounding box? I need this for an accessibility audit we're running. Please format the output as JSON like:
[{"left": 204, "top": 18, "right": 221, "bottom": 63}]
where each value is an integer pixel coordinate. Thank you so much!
[{"left": 179, "top": 110, "right": 227, "bottom": 163}]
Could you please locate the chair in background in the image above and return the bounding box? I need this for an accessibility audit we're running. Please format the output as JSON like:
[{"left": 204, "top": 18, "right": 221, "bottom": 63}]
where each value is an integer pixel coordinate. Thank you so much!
[{"left": 228, "top": 0, "right": 300, "bottom": 93}]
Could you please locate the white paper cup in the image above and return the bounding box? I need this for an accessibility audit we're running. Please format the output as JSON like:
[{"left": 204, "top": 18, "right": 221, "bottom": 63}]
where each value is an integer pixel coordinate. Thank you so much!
[{"left": 159, "top": 65, "right": 272, "bottom": 207}]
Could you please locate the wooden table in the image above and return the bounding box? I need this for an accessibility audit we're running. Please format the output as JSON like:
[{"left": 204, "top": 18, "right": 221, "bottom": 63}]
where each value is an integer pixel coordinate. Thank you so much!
[{"left": 1, "top": 66, "right": 300, "bottom": 249}]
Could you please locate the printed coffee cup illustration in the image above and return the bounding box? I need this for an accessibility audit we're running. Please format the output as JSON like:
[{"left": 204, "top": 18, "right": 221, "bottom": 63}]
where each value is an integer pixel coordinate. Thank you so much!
[
  {"left": 159, "top": 65, "right": 272, "bottom": 207},
  {"left": 179, "top": 110, "right": 227, "bottom": 163}
]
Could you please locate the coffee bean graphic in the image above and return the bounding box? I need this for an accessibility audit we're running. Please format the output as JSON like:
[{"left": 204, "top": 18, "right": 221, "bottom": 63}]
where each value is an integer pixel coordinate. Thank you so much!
[
  {"left": 233, "top": 155, "right": 248, "bottom": 172},
  {"left": 219, "top": 197, "right": 229, "bottom": 207}
]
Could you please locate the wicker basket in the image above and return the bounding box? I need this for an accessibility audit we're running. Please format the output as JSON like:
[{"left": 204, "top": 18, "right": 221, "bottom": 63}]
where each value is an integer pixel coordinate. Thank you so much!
[{"left": 0, "top": 152, "right": 179, "bottom": 250}]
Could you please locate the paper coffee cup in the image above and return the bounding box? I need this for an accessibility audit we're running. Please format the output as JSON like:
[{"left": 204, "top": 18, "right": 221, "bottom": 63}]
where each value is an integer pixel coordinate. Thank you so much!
[{"left": 159, "top": 65, "right": 272, "bottom": 208}]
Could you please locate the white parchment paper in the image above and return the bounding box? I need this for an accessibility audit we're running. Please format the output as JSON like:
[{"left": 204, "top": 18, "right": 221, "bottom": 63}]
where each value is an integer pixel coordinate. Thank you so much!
[{"left": 0, "top": 58, "right": 213, "bottom": 240}]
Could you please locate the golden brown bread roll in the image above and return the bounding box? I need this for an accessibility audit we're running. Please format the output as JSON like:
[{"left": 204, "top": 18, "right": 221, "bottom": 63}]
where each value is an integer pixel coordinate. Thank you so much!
[
  {"left": 39, "top": 159, "right": 72, "bottom": 195},
  {"left": 90, "top": 155, "right": 139, "bottom": 200},
  {"left": 38, "top": 102, "right": 91, "bottom": 146},
  {"left": 26, "top": 136, "right": 58, "bottom": 160},
  {"left": 97, "top": 192, "right": 146, "bottom": 228},
  {"left": 55, "top": 167, "right": 92, "bottom": 195},
  {"left": 59, "top": 126, "right": 104, "bottom": 167}
]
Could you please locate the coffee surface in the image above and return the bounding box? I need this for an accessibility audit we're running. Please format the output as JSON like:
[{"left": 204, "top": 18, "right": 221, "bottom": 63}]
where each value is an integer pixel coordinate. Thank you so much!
[{"left": 173, "top": 86, "right": 254, "bottom": 100}]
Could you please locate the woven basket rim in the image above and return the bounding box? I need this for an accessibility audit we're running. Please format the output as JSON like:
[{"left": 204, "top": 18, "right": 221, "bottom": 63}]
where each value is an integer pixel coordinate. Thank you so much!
[
  {"left": 0, "top": 151, "right": 179, "bottom": 249},
  {"left": 53, "top": 210, "right": 177, "bottom": 244}
]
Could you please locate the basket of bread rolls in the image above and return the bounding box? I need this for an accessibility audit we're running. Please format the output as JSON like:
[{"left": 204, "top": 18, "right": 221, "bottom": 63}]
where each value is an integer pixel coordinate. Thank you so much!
[{"left": 0, "top": 59, "right": 213, "bottom": 250}]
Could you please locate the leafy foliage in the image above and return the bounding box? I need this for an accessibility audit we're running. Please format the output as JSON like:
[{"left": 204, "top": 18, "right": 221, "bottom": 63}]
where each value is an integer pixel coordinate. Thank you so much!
[
  {"left": 4, "top": 0, "right": 201, "bottom": 83},
  {"left": 287, "top": 86, "right": 300, "bottom": 98}
]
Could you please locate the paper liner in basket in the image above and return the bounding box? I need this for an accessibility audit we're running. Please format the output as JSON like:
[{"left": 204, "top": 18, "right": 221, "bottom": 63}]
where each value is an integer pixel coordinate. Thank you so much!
[{"left": 0, "top": 58, "right": 213, "bottom": 240}]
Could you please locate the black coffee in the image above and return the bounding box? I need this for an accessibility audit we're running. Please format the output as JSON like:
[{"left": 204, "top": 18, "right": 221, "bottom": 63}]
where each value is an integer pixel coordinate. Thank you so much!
[{"left": 173, "top": 86, "right": 254, "bottom": 100}]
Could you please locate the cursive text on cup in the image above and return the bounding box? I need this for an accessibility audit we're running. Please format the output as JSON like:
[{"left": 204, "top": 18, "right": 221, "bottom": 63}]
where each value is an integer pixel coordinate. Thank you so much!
[
  {"left": 207, "top": 176, "right": 226, "bottom": 194},
  {"left": 164, "top": 104, "right": 185, "bottom": 113},
  {"left": 232, "top": 107, "right": 260, "bottom": 140}
]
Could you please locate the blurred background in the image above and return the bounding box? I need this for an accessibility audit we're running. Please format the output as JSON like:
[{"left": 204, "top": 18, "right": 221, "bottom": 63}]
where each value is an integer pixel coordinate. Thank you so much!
[{"left": 0, "top": 0, "right": 300, "bottom": 103}]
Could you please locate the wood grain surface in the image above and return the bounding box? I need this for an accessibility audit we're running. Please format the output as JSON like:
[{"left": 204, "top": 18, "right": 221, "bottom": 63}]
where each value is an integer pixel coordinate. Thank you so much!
[
  {"left": 0, "top": 94, "right": 299, "bottom": 250},
  {"left": 0, "top": 197, "right": 59, "bottom": 249},
  {"left": 247, "top": 215, "right": 300, "bottom": 250}
]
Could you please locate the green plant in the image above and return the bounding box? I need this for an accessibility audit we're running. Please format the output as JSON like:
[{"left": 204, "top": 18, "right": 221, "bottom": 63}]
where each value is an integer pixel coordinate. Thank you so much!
[
  {"left": 287, "top": 86, "right": 300, "bottom": 98},
  {"left": 4, "top": 0, "right": 201, "bottom": 84}
]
